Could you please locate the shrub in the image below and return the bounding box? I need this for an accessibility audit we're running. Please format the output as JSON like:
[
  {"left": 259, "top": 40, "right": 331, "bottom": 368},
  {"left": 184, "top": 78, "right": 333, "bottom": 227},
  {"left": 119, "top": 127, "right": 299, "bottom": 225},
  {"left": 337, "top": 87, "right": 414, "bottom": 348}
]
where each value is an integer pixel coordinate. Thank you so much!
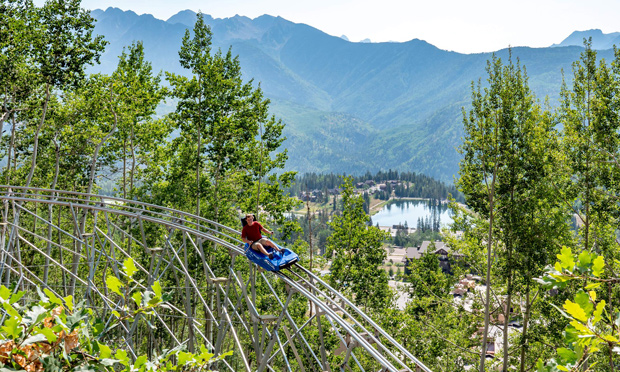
[{"left": 0, "top": 258, "right": 230, "bottom": 371}]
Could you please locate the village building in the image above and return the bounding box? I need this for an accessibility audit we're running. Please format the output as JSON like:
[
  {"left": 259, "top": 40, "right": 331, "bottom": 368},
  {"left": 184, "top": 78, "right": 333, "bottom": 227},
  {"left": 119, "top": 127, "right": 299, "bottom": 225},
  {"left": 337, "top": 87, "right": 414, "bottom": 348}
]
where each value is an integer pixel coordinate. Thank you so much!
[
  {"left": 404, "top": 241, "right": 463, "bottom": 273},
  {"left": 327, "top": 188, "right": 340, "bottom": 195}
]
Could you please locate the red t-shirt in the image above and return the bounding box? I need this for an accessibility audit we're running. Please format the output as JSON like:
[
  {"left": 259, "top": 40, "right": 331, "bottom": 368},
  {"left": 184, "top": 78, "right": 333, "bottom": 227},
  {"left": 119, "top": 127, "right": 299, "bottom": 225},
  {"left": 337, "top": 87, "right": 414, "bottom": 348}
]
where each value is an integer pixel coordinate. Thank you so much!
[{"left": 242, "top": 222, "right": 264, "bottom": 242}]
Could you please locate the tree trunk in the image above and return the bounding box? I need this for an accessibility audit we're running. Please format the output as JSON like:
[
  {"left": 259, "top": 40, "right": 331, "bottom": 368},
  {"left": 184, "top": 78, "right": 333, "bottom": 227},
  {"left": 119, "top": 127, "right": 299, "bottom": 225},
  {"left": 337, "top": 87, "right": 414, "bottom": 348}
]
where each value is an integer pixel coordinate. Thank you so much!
[
  {"left": 502, "top": 222, "right": 514, "bottom": 371},
  {"left": 25, "top": 82, "right": 51, "bottom": 188},
  {"left": 44, "top": 138, "right": 61, "bottom": 283},
  {"left": 71, "top": 96, "right": 118, "bottom": 294},
  {"left": 480, "top": 168, "right": 497, "bottom": 372},
  {"left": 519, "top": 283, "right": 531, "bottom": 372},
  {"left": 502, "top": 275, "right": 512, "bottom": 371},
  {"left": 130, "top": 122, "right": 136, "bottom": 196},
  {"left": 5, "top": 113, "right": 16, "bottom": 184},
  {"left": 195, "top": 132, "right": 201, "bottom": 216},
  {"left": 123, "top": 138, "right": 127, "bottom": 198}
]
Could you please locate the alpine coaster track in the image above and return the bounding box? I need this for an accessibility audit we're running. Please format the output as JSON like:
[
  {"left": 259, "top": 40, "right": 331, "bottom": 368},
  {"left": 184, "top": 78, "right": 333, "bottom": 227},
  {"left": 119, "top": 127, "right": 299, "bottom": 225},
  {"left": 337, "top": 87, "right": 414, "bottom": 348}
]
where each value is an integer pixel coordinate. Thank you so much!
[{"left": 0, "top": 186, "right": 431, "bottom": 372}]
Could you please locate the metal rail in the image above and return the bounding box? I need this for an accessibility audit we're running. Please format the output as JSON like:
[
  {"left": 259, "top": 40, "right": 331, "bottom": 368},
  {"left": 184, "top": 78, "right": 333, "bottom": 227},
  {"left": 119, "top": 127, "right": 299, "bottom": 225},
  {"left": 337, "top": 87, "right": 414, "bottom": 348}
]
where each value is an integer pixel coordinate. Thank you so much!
[{"left": 0, "top": 186, "right": 431, "bottom": 371}]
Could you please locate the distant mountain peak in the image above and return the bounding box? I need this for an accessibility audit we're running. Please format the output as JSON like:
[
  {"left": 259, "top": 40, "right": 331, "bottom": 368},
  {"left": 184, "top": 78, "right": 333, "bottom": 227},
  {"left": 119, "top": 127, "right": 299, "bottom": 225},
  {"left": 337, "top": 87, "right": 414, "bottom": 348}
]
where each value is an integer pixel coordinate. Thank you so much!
[
  {"left": 166, "top": 9, "right": 196, "bottom": 23},
  {"left": 553, "top": 29, "right": 620, "bottom": 50},
  {"left": 98, "top": 6, "right": 137, "bottom": 18},
  {"left": 360, "top": 38, "right": 371, "bottom": 43},
  {"left": 340, "top": 35, "right": 349, "bottom": 41}
]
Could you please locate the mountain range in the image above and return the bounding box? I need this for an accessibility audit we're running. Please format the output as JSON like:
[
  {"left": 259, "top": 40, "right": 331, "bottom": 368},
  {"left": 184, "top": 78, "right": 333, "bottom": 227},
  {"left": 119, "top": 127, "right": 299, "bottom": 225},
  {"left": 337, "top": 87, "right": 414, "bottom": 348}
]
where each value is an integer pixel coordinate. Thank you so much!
[
  {"left": 552, "top": 29, "right": 620, "bottom": 50},
  {"left": 89, "top": 8, "right": 618, "bottom": 182}
]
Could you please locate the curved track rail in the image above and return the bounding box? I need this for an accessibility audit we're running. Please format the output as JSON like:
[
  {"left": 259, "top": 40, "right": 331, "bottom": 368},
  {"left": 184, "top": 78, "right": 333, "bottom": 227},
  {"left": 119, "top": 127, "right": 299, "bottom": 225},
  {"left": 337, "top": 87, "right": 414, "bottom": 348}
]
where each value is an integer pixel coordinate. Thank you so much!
[{"left": 0, "top": 186, "right": 430, "bottom": 372}]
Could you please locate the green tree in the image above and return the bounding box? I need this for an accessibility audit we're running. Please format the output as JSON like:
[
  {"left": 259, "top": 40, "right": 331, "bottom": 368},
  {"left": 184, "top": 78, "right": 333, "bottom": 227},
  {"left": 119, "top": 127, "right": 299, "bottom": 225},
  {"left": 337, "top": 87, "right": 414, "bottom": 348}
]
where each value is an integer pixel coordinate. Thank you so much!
[
  {"left": 325, "top": 177, "right": 390, "bottom": 312},
  {"left": 22, "top": 0, "right": 105, "bottom": 188},
  {"left": 552, "top": 40, "right": 620, "bottom": 372},
  {"left": 152, "top": 12, "right": 296, "bottom": 231},
  {"left": 459, "top": 52, "right": 567, "bottom": 371},
  {"left": 109, "top": 41, "right": 167, "bottom": 199}
]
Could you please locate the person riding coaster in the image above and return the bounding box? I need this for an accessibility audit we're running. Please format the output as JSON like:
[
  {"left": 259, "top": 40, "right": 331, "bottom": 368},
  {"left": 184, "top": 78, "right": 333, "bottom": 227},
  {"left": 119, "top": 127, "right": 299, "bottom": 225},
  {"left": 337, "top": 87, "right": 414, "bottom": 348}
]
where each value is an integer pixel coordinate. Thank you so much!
[{"left": 241, "top": 214, "right": 282, "bottom": 259}]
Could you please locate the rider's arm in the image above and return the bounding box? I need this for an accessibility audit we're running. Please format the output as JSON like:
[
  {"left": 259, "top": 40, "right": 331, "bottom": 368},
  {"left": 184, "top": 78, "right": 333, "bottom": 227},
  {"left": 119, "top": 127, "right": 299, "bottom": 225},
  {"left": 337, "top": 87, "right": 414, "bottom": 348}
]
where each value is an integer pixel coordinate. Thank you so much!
[{"left": 241, "top": 231, "right": 251, "bottom": 244}]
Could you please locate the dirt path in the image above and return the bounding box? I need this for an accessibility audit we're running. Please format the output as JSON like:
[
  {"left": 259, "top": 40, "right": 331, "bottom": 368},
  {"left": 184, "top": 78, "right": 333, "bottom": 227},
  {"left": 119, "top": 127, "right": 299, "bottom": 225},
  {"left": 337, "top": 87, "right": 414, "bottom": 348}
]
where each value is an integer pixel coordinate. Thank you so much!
[{"left": 369, "top": 197, "right": 391, "bottom": 214}]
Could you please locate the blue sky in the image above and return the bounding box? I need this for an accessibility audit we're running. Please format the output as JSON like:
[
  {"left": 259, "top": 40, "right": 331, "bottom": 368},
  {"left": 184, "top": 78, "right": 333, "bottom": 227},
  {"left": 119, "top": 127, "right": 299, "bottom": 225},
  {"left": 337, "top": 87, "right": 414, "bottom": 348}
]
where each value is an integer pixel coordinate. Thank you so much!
[{"left": 36, "top": 0, "right": 620, "bottom": 53}]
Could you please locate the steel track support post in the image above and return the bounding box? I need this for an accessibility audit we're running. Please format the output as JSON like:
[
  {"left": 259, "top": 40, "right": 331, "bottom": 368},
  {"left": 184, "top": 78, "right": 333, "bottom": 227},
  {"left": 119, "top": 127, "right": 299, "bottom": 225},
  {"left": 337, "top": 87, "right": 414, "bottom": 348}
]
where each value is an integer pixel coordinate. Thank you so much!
[
  {"left": 0, "top": 221, "right": 7, "bottom": 282},
  {"left": 315, "top": 309, "right": 331, "bottom": 372},
  {"left": 283, "top": 325, "right": 306, "bottom": 372},
  {"left": 222, "top": 307, "right": 252, "bottom": 371},
  {"left": 84, "top": 208, "right": 98, "bottom": 302},
  {"left": 67, "top": 203, "right": 83, "bottom": 296},
  {"left": 44, "top": 202, "right": 53, "bottom": 284},
  {"left": 256, "top": 291, "right": 294, "bottom": 372},
  {"left": 4, "top": 205, "right": 19, "bottom": 286},
  {"left": 274, "top": 328, "right": 293, "bottom": 372},
  {"left": 263, "top": 275, "right": 322, "bottom": 369},
  {"left": 182, "top": 231, "right": 195, "bottom": 353}
]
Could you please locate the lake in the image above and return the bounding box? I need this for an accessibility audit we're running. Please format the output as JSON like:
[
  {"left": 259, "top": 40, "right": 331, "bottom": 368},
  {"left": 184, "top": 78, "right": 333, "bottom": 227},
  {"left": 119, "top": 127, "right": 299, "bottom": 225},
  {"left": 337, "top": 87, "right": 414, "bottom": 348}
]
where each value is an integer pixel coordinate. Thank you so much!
[{"left": 371, "top": 199, "right": 453, "bottom": 228}]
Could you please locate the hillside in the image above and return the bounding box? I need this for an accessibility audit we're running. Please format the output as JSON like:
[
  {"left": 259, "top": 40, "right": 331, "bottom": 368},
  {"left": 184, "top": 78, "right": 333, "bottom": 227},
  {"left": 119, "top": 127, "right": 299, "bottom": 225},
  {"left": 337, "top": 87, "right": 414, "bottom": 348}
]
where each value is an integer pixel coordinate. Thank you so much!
[
  {"left": 89, "top": 8, "right": 617, "bottom": 181},
  {"left": 552, "top": 29, "right": 620, "bottom": 50}
]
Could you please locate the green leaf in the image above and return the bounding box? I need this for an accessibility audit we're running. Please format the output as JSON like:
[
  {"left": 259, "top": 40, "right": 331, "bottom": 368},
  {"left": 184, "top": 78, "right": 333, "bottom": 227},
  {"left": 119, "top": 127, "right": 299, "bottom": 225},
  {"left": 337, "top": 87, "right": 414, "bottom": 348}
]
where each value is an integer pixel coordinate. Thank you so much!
[
  {"left": 98, "top": 342, "right": 112, "bottom": 358},
  {"left": 570, "top": 320, "right": 591, "bottom": 334},
  {"left": 35, "top": 326, "right": 58, "bottom": 343},
  {"left": 557, "top": 247, "right": 574, "bottom": 270},
  {"left": 550, "top": 273, "right": 571, "bottom": 283},
  {"left": 64, "top": 295, "right": 74, "bottom": 311},
  {"left": 557, "top": 348, "right": 576, "bottom": 363},
  {"left": 92, "top": 321, "right": 105, "bottom": 337},
  {"left": 603, "top": 335, "right": 619, "bottom": 342},
  {"left": 577, "top": 250, "right": 592, "bottom": 269},
  {"left": 114, "top": 349, "right": 130, "bottom": 367},
  {"left": 131, "top": 291, "right": 143, "bottom": 307},
  {"left": 563, "top": 325, "right": 579, "bottom": 344},
  {"left": 178, "top": 351, "right": 194, "bottom": 365},
  {"left": 65, "top": 309, "right": 89, "bottom": 331},
  {"left": 563, "top": 300, "right": 588, "bottom": 322},
  {"left": 43, "top": 289, "right": 62, "bottom": 306},
  {"left": 592, "top": 255, "right": 605, "bottom": 277},
  {"left": 536, "top": 359, "right": 545, "bottom": 371},
  {"left": 106, "top": 275, "right": 123, "bottom": 296},
  {"left": 3, "top": 302, "right": 21, "bottom": 321},
  {"left": 574, "top": 291, "right": 593, "bottom": 317},
  {"left": 147, "top": 293, "right": 161, "bottom": 307},
  {"left": 592, "top": 300, "right": 605, "bottom": 325},
  {"left": 219, "top": 350, "right": 234, "bottom": 358},
  {"left": 588, "top": 291, "right": 596, "bottom": 302},
  {"left": 1, "top": 317, "right": 21, "bottom": 339},
  {"left": 123, "top": 258, "right": 138, "bottom": 278},
  {"left": 585, "top": 282, "right": 602, "bottom": 290},
  {"left": 0, "top": 286, "right": 11, "bottom": 302},
  {"left": 134, "top": 355, "right": 148, "bottom": 369},
  {"left": 152, "top": 281, "right": 162, "bottom": 298},
  {"left": 9, "top": 291, "right": 25, "bottom": 305}
]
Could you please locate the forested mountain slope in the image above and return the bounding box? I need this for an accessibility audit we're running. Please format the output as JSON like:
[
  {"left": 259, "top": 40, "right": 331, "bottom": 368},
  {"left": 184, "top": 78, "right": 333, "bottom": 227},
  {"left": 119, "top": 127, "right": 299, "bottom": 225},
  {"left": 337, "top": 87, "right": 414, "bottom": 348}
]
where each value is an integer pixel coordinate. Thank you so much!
[{"left": 90, "top": 8, "right": 616, "bottom": 181}]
